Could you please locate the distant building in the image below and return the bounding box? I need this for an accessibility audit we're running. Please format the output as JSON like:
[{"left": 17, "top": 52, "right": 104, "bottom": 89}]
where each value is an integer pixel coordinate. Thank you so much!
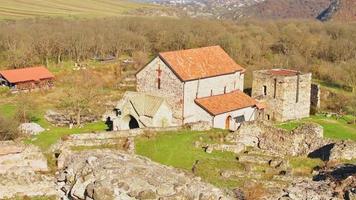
[
  {"left": 136, "top": 46, "right": 259, "bottom": 130},
  {"left": 0, "top": 66, "right": 54, "bottom": 91},
  {"left": 251, "top": 69, "right": 312, "bottom": 122}
]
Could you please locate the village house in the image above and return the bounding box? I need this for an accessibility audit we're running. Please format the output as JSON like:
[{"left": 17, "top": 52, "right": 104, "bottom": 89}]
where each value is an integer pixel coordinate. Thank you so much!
[
  {"left": 133, "top": 46, "right": 259, "bottom": 130},
  {"left": 0, "top": 66, "right": 54, "bottom": 91},
  {"left": 251, "top": 69, "right": 312, "bottom": 122}
]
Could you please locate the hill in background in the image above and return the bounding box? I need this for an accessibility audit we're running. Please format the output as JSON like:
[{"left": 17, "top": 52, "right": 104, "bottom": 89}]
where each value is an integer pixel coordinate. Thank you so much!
[
  {"left": 141, "top": 0, "right": 355, "bottom": 22},
  {"left": 244, "top": 0, "right": 330, "bottom": 19},
  {"left": 331, "top": 0, "right": 356, "bottom": 21},
  {"left": 0, "top": 0, "right": 168, "bottom": 20}
]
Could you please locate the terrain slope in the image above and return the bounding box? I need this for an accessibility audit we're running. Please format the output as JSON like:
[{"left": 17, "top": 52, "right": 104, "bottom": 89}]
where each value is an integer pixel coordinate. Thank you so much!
[{"left": 0, "top": 0, "right": 159, "bottom": 20}]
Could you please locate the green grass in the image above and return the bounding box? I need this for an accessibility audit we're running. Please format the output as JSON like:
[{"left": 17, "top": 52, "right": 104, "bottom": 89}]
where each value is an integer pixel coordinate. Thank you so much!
[
  {"left": 0, "top": 0, "right": 158, "bottom": 20},
  {"left": 289, "top": 156, "right": 323, "bottom": 177},
  {"left": 278, "top": 115, "right": 356, "bottom": 140},
  {"left": 26, "top": 121, "right": 106, "bottom": 150},
  {"left": 136, "top": 130, "right": 245, "bottom": 188},
  {"left": 0, "top": 103, "right": 16, "bottom": 118}
]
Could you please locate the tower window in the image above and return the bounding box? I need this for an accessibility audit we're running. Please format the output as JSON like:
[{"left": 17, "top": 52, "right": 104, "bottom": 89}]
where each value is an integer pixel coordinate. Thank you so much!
[{"left": 263, "top": 85, "right": 267, "bottom": 96}]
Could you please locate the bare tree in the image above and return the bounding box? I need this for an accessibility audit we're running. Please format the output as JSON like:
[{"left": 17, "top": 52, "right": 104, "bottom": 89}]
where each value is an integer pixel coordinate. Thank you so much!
[{"left": 58, "top": 70, "right": 104, "bottom": 127}]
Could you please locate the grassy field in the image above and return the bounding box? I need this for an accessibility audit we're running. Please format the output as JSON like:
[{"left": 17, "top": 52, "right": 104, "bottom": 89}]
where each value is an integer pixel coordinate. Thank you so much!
[
  {"left": 278, "top": 115, "right": 356, "bottom": 141},
  {"left": 0, "top": 0, "right": 157, "bottom": 20},
  {"left": 135, "top": 130, "right": 323, "bottom": 189},
  {"left": 136, "top": 130, "right": 245, "bottom": 188}
]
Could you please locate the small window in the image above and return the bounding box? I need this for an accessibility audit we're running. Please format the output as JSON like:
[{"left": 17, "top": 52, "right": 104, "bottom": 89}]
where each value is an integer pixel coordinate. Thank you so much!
[
  {"left": 210, "top": 89, "right": 213, "bottom": 96},
  {"left": 266, "top": 114, "right": 270, "bottom": 120},
  {"left": 157, "top": 78, "right": 161, "bottom": 89},
  {"left": 224, "top": 86, "right": 227, "bottom": 94},
  {"left": 235, "top": 115, "right": 245, "bottom": 123},
  {"left": 263, "top": 85, "right": 267, "bottom": 96},
  {"left": 114, "top": 109, "right": 121, "bottom": 116},
  {"left": 273, "top": 79, "right": 277, "bottom": 99}
]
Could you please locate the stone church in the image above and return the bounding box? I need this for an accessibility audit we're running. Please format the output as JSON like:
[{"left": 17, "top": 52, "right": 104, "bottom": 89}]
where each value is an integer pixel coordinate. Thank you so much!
[{"left": 135, "top": 46, "right": 259, "bottom": 130}]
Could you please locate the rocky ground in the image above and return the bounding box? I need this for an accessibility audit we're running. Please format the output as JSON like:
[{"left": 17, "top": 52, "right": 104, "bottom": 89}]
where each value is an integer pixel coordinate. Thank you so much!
[
  {"left": 1, "top": 121, "right": 355, "bottom": 200},
  {"left": 56, "top": 150, "right": 234, "bottom": 200},
  {"left": 0, "top": 141, "right": 57, "bottom": 199}
]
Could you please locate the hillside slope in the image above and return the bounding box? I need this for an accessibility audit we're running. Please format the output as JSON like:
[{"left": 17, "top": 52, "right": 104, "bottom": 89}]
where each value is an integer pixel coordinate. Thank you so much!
[
  {"left": 0, "top": 0, "right": 160, "bottom": 20},
  {"left": 331, "top": 0, "right": 356, "bottom": 21},
  {"left": 244, "top": 0, "right": 331, "bottom": 19}
]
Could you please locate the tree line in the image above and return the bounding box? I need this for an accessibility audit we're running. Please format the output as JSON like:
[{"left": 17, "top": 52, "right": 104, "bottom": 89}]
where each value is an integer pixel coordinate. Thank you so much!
[{"left": 0, "top": 17, "right": 355, "bottom": 88}]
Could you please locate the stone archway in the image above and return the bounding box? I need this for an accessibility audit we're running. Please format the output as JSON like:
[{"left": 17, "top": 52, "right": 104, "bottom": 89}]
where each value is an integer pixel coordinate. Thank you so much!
[{"left": 122, "top": 115, "right": 140, "bottom": 130}]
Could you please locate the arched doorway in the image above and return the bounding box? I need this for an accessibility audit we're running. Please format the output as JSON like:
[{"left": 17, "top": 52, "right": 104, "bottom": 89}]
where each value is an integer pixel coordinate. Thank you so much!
[
  {"left": 122, "top": 115, "right": 140, "bottom": 130},
  {"left": 225, "top": 116, "right": 232, "bottom": 130}
]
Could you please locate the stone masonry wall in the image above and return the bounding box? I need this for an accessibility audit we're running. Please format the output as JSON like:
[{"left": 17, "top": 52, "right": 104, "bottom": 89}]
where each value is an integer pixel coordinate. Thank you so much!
[
  {"left": 252, "top": 70, "right": 311, "bottom": 121},
  {"left": 136, "top": 57, "right": 184, "bottom": 125}
]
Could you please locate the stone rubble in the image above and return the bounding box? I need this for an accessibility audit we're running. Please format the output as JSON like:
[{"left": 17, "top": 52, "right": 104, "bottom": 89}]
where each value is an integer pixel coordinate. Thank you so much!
[
  {"left": 225, "top": 121, "right": 328, "bottom": 156},
  {"left": 45, "top": 109, "right": 97, "bottom": 127},
  {"left": 56, "top": 149, "right": 234, "bottom": 200},
  {"left": 269, "top": 164, "right": 356, "bottom": 200}
]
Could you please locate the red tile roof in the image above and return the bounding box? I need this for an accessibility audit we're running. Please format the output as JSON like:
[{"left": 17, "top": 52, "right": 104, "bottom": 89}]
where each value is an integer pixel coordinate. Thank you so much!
[
  {"left": 195, "top": 90, "right": 257, "bottom": 116},
  {"left": 159, "top": 46, "right": 245, "bottom": 81},
  {"left": 0, "top": 66, "right": 54, "bottom": 84},
  {"left": 267, "top": 69, "right": 299, "bottom": 76}
]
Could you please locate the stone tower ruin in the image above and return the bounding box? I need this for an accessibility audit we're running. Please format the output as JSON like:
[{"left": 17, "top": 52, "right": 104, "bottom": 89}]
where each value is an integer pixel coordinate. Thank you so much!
[{"left": 252, "top": 69, "right": 312, "bottom": 122}]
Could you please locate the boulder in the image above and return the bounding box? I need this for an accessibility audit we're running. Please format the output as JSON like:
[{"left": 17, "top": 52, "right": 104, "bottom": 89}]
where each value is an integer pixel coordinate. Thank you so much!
[
  {"left": 19, "top": 122, "right": 45, "bottom": 135},
  {"left": 329, "top": 141, "right": 356, "bottom": 161}
]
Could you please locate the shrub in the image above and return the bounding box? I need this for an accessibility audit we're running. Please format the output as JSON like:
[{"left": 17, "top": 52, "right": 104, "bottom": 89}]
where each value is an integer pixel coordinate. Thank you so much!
[
  {"left": 0, "top": 86, "right": 10, "bottom": 96},
  {"left": 0, "top": 115, "right": 20, "bottom": 141}
]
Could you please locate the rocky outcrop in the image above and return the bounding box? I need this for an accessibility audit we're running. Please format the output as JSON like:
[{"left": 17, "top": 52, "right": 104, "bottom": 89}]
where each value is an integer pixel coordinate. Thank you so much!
[
  {"left": 56, "top": 150, "right": 233, "bottom": 200},
  {"left": 0, "top": 141, "right": 57, "bottom": 199},
  {"left": 0, "top": 141, "right": 48, "bottom": 173},
  {"left": 317, "top": 0, "right": 341, "bottom": 21}
]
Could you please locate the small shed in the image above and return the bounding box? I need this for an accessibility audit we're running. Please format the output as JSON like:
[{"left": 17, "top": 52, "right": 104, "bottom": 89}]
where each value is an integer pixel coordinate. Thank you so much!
[
  {"left": 106, "top": 92, "right": 174, "bottom": 131},
  {"left": 0, "top": 66, "right": 54, "bottom": 91}
]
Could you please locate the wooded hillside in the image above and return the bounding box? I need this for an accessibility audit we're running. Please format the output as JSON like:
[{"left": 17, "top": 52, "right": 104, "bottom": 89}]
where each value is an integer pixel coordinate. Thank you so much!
[{"left": 0, "top": 17, "right": 355, "bottom": 89}]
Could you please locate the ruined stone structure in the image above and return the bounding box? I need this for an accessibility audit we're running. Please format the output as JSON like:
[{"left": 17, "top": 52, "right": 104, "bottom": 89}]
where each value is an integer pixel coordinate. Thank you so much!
[
  {"left": 136, "top": 46, "right": 258, "bottom": 130},
  {"left": 252, "top": 69, "right": 312, "bottom": 122}
]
